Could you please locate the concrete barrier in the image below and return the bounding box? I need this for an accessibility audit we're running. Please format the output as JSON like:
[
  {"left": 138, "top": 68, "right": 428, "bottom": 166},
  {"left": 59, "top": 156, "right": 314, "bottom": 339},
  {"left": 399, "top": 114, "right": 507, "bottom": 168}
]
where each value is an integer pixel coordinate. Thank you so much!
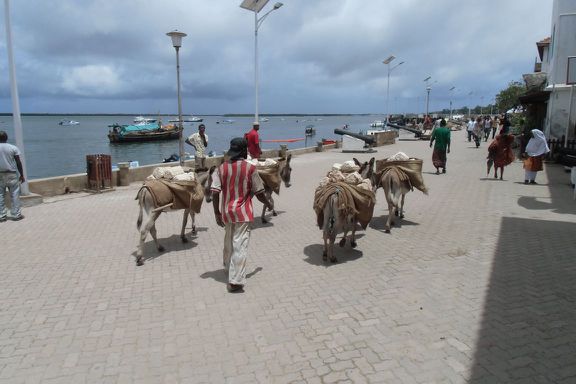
[{"left": 27, "top": 144, "right": 336, "bottom": 197}]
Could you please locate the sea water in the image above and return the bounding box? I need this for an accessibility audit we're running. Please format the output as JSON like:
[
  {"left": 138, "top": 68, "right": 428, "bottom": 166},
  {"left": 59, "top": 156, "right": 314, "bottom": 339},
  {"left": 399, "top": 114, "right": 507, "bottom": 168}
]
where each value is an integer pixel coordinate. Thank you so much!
[{"left": 0, "top": 114, "right": 389, "bottom": 180}]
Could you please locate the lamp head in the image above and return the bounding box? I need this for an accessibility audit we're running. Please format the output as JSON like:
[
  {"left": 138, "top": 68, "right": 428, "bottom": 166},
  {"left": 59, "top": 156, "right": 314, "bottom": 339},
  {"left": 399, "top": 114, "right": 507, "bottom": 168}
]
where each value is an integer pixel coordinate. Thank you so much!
[
  {"left": 383, "top": 55, "right": 396, "bottom": 64},
  {"left": 273, "top": 2, "right": 283, "bottom": 9},
  {"left": 166, "top": 30, "right": 187, "bottom": 48},
  {"left": 423, "top": 76, "right": 431, "bottom": 82}
]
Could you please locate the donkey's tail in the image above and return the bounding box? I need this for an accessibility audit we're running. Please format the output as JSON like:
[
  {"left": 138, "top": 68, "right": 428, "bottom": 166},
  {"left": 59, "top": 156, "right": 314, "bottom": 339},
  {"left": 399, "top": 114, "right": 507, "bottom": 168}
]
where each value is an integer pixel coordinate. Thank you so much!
[{"left": 136, "top": 188, "right": 145, "bottom": 230}]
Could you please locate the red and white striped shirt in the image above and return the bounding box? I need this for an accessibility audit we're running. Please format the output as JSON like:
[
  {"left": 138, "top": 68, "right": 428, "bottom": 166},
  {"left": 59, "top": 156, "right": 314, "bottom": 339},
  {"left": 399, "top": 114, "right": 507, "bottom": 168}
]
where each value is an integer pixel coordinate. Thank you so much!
[{"left": 210, "top": 159, "right": 265, "bottom": 223}]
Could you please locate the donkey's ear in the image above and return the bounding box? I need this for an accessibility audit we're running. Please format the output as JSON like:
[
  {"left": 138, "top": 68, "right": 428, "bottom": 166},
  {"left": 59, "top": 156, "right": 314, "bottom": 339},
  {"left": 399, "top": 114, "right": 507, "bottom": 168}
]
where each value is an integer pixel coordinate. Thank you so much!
[
  {"left": 369, "top": 157, "right": 375, "bottom": 165},
  {"left": 287, "top": 153, "right": 292, "bottom": 163},
  {"left": 209, "top": 165, "right": 216, "bottom": 174},
  {"left": 353, "top": 158, "right": 361, "bottom": 166}
]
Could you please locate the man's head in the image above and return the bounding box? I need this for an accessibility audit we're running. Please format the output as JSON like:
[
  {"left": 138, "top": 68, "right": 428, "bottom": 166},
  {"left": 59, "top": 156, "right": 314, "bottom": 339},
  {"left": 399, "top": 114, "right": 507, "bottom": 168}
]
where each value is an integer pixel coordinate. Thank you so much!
[
  {"left": 0, "top": 131, "right": 7, "bottom": 143},
  {"left": 198, "top": 124, "right": 205, "bottom": 132},
  {"left": 440, "top": 119, "right": 446, "bottom": 127},
  {"left": 226, "top": 137, "right": 248, "bottom": 160},
  {"left": 252, "top": 123, "right": 260, "bottom": 131}
]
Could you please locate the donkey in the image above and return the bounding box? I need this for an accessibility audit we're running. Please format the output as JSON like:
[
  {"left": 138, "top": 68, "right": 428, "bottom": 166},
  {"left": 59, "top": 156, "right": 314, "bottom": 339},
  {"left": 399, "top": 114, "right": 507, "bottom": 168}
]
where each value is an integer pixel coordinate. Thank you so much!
[
  {"left": 135, "top": 166, "right": 216, "bottom": 266},
  {"left": 260, "top": 154, "right": 292, "bottom": 223},
  {"left": 373, "top": 165, "right": 412, "bottom": 233},
  {"left": 320, "top": 158, "right": 374, "bottom": 263},
  {"left": 321, "top": 191, "right": 358, "bottom": 263}
]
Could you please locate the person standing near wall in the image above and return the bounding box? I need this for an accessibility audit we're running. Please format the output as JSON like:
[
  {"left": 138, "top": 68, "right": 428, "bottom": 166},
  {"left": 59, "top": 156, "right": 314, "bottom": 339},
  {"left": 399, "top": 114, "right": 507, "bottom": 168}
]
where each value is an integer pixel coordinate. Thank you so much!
[
  {"left": 185, "top": 123, "right": 208, "bottom": 170},
  {"left": 522, "top": 129, "right": 550, "bottom": 184},
  {"left": 0, "top": 131, "right": 25, "bottom": 222}
]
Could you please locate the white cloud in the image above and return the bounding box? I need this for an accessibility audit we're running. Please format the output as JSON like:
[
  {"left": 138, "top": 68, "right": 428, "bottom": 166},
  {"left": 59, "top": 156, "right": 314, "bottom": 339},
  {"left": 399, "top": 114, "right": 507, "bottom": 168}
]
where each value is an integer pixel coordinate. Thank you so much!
[{"left": 61, "top": 65, "right": 121, "bottom": 96}]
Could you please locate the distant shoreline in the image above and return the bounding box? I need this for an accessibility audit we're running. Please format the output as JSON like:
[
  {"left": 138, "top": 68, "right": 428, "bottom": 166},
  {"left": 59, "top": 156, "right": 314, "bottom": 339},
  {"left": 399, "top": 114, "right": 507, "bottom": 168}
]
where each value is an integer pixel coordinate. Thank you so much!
[{"left": 0, "top": 113, "right": 374, "bottom": 117}]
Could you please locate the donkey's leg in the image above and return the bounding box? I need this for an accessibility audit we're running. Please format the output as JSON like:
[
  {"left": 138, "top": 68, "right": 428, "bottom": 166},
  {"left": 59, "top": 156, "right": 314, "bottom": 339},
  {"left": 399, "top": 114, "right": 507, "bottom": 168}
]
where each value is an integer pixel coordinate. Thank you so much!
[
  {"left": 261, "top": 189, "right": 270, "bottom": 224},
  {"left": 350, "top": 221, "right": 357, "bottom": 248},
  {"left": 190, "top": 211, "right": 197, "bottom": 235},
  {"left": 148, "top": 212, "right": 164, "bottom": 252},
  {"left": 385, "top": 202, "right": 394, "bottom": 233},
  {"left": 339, "top": 229, "right": 347, "bottom": 247},
  {"left": 180, "top": 209, "right": 190, "bottom": 242},
  {"left": 329, "top": 232, "right": 337, "bottom": 263},
  {"left": 399, "top": 193, "right": 406, "bottom": 219},
  {"left": 322, "top": 232, "right": 328, "bottom": 261},
  {"left": 270, "top": 194, "right": 277, "bottom": 216}
]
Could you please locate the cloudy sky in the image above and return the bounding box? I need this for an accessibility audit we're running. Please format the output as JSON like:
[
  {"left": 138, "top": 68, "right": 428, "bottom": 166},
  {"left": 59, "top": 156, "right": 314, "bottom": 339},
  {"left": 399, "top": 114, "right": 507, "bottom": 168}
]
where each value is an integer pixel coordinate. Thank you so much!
[{"left": 0, "top": 0, "right": 553, "bottom": 115}]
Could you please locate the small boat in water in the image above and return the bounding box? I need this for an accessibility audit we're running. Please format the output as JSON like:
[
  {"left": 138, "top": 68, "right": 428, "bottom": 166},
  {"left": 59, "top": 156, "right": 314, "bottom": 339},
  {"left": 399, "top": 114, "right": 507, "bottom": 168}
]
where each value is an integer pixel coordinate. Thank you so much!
[
  {"left": 168, "top": 116, "right": 203, "bottom": 123},
  {"left": 305, "top": 124, "right": 316, "bottom": 136},
  {"left": 217, "top": 119, "right": 235, "bottom": 124},
  {"left": 133, "top": 116, "right": 157, "bottom": 125},
  {"left": 370, "top": 120, "right": 385, "bottom": 128},
  {"left": 59, "top": 119, "right": 80, "bottom": 126},
  {"left": 107, "top": 122, "right": 182, "bottom": 143}
]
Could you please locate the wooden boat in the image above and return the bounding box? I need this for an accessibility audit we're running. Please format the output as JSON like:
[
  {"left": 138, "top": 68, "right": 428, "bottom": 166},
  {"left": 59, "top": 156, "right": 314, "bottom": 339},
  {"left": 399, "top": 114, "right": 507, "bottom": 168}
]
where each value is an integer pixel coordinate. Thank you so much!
[{"left": 107, "top": 123, "right": 182, "bottom": 143}]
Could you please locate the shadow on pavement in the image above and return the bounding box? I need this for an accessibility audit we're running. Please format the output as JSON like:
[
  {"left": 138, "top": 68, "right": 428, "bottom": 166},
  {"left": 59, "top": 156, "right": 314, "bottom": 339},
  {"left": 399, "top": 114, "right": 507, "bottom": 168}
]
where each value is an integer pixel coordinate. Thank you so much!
[
  {"left": 133, "top": 234, "right": 198, "bottom": 264},
  {"left": 302, "top": 243, "right": 363, "bottom": 266},
  {"left": 369, "top": 216, "right": 419, "bottom": 232},
  {"left": 200, "top": 266, "right": 263, "bottom": 285},
  {"left": 469, "top": 217, "right": 576, "bottom": 382}
]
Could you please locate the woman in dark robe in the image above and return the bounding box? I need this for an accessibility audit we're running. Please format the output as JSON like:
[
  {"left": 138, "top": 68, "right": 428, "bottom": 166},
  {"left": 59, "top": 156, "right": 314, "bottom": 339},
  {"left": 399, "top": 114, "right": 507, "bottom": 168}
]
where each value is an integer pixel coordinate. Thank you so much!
[{"left": 487, "top": 129, "right": 515, "bottom": 180}]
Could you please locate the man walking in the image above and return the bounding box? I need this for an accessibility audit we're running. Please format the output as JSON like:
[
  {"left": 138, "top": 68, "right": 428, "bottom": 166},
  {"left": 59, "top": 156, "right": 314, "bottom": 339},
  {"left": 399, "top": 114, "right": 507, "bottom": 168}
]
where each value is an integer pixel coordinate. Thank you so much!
[
  {"left": 0, "top": 131, "right": 25, "bottom": 222},
  {"left": 245, "top": 123, "right": 262, "bottom": 159},
  {"left": 211, "top": 137, "right": 273, "bottom": 293},
  {"left": 185, "top": 123, "right": 208, "bottom": 170},
  {"left": 466, "top": 117, "right": 475, "bottom": 142},
  {"left": 429, "top": 119, "right": 451, "bottom": 174}
]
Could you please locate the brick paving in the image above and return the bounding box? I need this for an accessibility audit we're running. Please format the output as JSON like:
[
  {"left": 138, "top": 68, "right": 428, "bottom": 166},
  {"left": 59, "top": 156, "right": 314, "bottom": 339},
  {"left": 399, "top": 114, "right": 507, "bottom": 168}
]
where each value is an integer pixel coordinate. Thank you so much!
[{"left": 1, "top": 131, "right": 576, "bottom": 383}]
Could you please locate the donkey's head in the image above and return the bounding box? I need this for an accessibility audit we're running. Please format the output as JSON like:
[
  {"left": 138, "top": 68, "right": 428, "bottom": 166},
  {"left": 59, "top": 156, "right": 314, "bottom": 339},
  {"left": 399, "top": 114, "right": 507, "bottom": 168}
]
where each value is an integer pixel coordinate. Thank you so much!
[
  {"left": 354, "top": 157, "right": 379, "bottom": 192},
  {"left": 280, "top": 153, "right": 292, "bottom": 188},
  {"left": 196, "top": 165, "right": 217, "bottom": 203}
]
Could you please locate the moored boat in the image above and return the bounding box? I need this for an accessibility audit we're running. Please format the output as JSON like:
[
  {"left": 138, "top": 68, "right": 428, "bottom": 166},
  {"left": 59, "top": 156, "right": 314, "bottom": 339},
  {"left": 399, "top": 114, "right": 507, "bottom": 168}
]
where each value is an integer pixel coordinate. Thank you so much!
[
  {"left": 59, "top": 119, "right": 80, "bottom": 126},
  {"left": 107, "top": 123, "right": 182, "bottom": 143},
  {"left": 133, "top": 116, "right": 157, "bottom": 125}
]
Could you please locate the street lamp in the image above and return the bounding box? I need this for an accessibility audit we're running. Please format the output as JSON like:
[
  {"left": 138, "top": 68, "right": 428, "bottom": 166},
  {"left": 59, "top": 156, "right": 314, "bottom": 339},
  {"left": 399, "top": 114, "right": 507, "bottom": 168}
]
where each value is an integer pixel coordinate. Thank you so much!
[
  {"left": 423, "top": 76, "right": 432, "bottom": 117},
  {"left": 240, "top": 0, "right": 283, "bottom": 126},
  {"left": 383, "top": 55, "right": 404, "bottom": 124},
  {"left": 166, "top": 29, "right": 187, "bottom": 166},
  {"left": 449, "top": 86, "right": 456, "bottom": 120},
  {"left": 467, "top": 91, "right": 473, "bottom": 118}
]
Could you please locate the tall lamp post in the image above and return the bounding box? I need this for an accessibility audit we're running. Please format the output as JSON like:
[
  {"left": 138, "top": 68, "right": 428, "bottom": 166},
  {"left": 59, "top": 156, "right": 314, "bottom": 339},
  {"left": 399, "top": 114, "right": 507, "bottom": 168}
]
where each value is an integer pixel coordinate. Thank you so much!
[
  {"left": 240, "top": 0, "right": 283, "bottom": 126},
  {"left": 467, "top": 91, "right": 473, "bottom": 117},
  {"left": 166, "top": 30, "right": 187, "bottom": 166},
  {"left": 449, "top": 86, "right": 456, "bottom": 120},
  {"left": 423, "top": 76, "right": 432, "bottom": 117},
  {"left": 383, "top": 55, "right": 404, "bottom": 123},
  {"left": 4, "top": 0, "right": 28, "bottom": 194}
]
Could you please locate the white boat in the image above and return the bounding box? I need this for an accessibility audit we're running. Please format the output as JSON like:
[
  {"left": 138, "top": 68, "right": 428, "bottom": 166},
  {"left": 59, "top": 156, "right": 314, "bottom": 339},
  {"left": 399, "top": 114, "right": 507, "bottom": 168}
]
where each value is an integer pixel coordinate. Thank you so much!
[
  {"left": 58, "top": 119, "right": 80, "bottom": 126},
  {"left": 217, "top": 119, "right": 235, "bottom": 124},
  {"left": 259, "top": 117, "right": 270, "bottom": 122},
  {"left": 133, "top": 116, "right": 157, "bottom": 125},
  {"left": 168, "top": 116, "right": 204, "bottom": 124},
  {"left": 370, "top": 120, "right": 385, "bottom": 128}
]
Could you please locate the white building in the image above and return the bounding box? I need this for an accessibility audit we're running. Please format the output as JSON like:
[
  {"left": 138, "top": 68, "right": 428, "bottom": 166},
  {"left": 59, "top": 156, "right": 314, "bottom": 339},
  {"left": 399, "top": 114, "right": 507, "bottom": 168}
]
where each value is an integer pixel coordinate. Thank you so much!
[{"left": 543, "top": 0, "right": 576, "bottom": 140}]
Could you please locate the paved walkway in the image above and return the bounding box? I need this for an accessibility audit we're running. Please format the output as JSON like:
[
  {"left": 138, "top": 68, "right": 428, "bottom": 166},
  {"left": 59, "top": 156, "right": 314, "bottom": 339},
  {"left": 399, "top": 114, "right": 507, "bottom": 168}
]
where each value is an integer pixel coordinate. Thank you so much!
[{"left": 2, "top": 131, "right": 576, "bottom": 383}]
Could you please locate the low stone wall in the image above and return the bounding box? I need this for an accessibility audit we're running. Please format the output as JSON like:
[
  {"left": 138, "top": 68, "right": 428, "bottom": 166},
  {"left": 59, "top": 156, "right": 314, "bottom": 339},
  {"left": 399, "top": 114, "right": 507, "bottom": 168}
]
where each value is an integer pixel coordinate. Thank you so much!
[{"left": 28, "top": 143, "right": 336, "bottom": 197}]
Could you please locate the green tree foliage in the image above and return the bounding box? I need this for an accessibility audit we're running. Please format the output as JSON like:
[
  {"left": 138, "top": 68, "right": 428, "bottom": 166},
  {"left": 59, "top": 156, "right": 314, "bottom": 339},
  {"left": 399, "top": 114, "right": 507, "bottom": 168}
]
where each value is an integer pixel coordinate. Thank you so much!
[{"left": 495, "top": 81, "right": 526, "bottom": 113}]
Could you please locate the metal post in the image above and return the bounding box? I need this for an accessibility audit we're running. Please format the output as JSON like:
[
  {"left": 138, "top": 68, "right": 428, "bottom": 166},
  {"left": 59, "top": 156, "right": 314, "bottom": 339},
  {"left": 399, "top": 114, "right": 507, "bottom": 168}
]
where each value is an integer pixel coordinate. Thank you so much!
[
  {"left": 386, "top": 64, "right": 390, "bottom": 123},
  {"left": 254, "top": 11, "right": 259, "bottom": 124},
  {"left": 175, "top": 46, "right": 184, "bottom": 166},
  {"left": 4, "top": 0, "right": 28, "bottom": 194},
  {"left": 425, "top": 87, "right": 431, "bottom": 117},
  {"left": 566, "top": 84, "right": 574, "bottom": 147}
]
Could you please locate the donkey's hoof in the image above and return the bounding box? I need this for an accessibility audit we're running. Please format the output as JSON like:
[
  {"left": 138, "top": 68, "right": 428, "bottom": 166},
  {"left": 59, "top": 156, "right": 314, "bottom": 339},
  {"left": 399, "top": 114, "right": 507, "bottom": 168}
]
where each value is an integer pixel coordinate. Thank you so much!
[
  {"left": 272, "top": 211, "right": 278, "bottom": 216},
  {"left": 329, "top": 256, "right": 337, "bottom": 263},
  {"left": 261, "top": 218, "right": 268, "bottom": 224},
  {"left": 394, "top": 210, "right": 399, "bottom": 217},
  {"left": 400, "top": 214, "right": 405, "bottom": 219},
  {"left": 136, "top": 257, "right": 144, "bottom": 266},
  {"left": 339, "top": 238, "right": 346, "bottom": 247},
  {"left": 158, "top": 245, "right": 165, "bottom": 252},
  {"left": 351, "top": 241, "right": 357, "bottom": 248},
  {"left": 322, "top": 251, "right": 327, "bottom": 261},
  {"left": 181, "top": 237, "right": 188, "bottom": 243},
  {"left": 385, "top": 228, "right": 391, "bottom": 233},
  {"left": 191, "top": 227, "right": 197, "bottom": 235}
]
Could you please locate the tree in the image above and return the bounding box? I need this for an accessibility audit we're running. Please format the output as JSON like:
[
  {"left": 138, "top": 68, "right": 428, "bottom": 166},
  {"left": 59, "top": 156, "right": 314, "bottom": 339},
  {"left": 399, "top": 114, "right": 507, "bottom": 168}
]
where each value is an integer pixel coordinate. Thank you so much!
[{"left": 495, "top": 80, "right": 526, "bottom": 113}]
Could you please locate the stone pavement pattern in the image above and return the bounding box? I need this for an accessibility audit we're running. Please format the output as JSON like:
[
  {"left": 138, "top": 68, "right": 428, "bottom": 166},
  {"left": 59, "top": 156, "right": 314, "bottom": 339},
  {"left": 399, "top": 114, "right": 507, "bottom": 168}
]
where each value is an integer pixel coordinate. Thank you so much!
[{"left": 1, "top": 132, "right": 576, "bottom": 383}]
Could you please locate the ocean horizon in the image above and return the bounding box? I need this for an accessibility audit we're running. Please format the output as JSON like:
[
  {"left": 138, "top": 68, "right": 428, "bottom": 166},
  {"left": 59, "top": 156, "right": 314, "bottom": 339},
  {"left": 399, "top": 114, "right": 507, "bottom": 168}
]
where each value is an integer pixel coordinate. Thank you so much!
[{"left": 0, "top": 114, "right": 392, "bottom": 180}]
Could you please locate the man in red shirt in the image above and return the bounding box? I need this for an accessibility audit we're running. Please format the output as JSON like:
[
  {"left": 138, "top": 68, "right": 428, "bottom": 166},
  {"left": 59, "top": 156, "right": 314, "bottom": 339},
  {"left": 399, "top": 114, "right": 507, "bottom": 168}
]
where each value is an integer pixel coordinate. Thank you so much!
[
  {"left": 211, "top": 137, "right": 272, "bottom": 292},
  {"left": 245, "top": 123, "right": 262, "bottom": 159}
]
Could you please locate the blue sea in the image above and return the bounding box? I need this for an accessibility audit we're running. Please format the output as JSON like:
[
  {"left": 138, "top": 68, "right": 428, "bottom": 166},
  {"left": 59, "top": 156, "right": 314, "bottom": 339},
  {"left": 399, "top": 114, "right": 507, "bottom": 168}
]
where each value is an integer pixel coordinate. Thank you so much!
[{"left": 0, "top": 114, "right": 387, "bottom": 180}]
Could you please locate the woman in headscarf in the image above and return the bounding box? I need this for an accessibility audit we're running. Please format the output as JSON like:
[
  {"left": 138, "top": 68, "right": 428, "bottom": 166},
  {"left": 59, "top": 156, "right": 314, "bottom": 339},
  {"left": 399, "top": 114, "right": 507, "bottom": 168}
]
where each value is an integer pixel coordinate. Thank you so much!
[
  {"left": 522, "top": 129, "right": 550, "bottom": 184},
  {"left": 486, "top": 128, "right": 515, "bottom": 180}
]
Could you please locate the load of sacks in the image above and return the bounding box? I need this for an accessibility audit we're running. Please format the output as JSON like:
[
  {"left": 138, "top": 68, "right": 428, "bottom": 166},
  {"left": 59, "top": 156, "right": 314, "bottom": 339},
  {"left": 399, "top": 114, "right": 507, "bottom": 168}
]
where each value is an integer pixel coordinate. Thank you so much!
[
  {"left": 146, "top": 165, "right": 196, "bottom": 183},
  {"left": 318, "top": 160, "right": 372, "bottom": 191}
]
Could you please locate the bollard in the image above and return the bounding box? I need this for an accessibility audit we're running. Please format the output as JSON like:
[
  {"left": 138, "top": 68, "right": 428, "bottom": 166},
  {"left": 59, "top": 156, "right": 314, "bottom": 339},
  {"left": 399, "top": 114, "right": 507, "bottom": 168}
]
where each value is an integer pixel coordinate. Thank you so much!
[
  {"left": 279, "top": 144, "right": 288, "bottom": 158},
  {"left": 316, "top": 141, "right": 324, "bottom": 152},
  {"left": 117, "top": 162, "right": 130, "bottom": 186}
]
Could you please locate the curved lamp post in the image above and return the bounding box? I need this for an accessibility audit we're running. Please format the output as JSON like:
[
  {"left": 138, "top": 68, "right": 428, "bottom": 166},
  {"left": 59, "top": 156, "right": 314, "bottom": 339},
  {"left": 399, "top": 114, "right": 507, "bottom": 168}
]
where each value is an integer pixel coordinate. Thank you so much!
[
  {"left": 423, "top": 76, "right": 432, "bottom": 117},
  {"left": 166, "top": 30, "right": 187, "bottom": 165},
  {"left": 383, "top": 55, "right": 404, "bottom": 123},
  {"left": 240, "top": 0, "right": 283, "bottom": 126},
  {"left": 449, "top": 86, "right": 456, "bottom": 120}
]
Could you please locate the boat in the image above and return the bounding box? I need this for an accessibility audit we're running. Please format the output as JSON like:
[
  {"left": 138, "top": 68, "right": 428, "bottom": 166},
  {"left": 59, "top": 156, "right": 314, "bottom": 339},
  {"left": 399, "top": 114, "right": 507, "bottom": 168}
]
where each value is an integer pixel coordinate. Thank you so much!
[
  {"left": 107, "top": 123, "right": 182, "bottom": 143},
  {"left": 133, "top": 116, "right": 157, "bottom": 125},
  {"left": 259, "top": 117, "right": 270, "bottom": 122},
  {"left": 370, "top": 120, "right": 386, "bottom": 128},
  {"left": 305, "top": 124, "right": 316, "bottom": 136},
  {"left": 168, "top": 116, "right": 203, "bottom": 123},
  {"left": 58, "top": 119, "right": 80, "bottom": 126},
  {"left": 216, "top": 119, "right": 235, "bottom": 124}
]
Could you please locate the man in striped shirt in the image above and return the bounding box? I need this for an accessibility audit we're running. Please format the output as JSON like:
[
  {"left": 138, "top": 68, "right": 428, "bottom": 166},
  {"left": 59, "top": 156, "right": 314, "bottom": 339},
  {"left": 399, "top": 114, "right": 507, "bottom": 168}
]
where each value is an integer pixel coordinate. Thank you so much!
[{"left": 211, "top": 137, "right": 272, "bottom": 293}]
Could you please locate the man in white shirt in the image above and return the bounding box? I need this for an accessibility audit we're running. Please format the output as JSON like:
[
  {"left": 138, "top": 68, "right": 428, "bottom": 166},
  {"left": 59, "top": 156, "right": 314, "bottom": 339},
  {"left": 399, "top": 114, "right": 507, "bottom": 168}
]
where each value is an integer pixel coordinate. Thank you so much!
[
  {"left": 0, "top": 131, "right": 25, "bottom": 221},
  {"left": 185, "top": 124, "right": 209, "bottom": 170},
  {"left": 466, "top": 118, "right": 475, "bottom": 142}
]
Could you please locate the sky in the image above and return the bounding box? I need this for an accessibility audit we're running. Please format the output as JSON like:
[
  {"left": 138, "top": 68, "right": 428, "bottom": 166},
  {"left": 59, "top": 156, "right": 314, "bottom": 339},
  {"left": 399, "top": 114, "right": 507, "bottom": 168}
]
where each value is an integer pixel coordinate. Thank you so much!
[{"left": 0, "top": 0, "right": 553, "bottom": 115}]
